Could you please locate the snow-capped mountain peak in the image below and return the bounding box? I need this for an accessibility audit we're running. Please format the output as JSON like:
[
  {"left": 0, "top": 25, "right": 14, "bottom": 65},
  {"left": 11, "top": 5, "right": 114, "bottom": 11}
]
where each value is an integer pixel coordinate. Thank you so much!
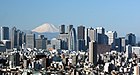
[{"left": 32, "top": 23, "right": 59, "bottom": 33}]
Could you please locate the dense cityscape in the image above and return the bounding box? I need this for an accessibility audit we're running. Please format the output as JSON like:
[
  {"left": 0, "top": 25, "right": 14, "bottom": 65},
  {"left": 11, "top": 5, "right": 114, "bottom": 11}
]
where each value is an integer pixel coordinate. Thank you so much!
[{"left": 0, "top": 23, "right": 140, "bottom": 75}]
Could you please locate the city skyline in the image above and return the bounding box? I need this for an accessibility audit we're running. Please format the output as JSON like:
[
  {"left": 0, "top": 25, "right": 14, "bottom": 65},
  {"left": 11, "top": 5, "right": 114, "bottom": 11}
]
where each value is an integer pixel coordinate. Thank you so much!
[{"left": 0, "top": 0, "right": 140, "bottom": 38}]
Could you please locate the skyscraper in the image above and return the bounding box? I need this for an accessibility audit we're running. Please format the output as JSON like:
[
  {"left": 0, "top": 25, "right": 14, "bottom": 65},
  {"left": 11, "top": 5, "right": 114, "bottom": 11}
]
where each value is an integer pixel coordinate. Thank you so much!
[
  {"left": 11, "top": 27, "right": 17, "bottom": 48},
  {"left": 105, "top": 31, "right": 117, "bottom": 45},
  {"left": 77, "top": 25, "right": 85, "bottom": 51},
  {"left": 59, "top": 25, "right": 65, "bottom": 34},
  {"left": 1, "top": 27, "right": 9, "bottom": 40},
  {"left": 77, "top": 25, "right": 85, "bottom": 39},
  {"left": 67, "top": 25, "right": 73, "bottom": 33},
  {"left": 114, "top": 38, "right": 122, "bottom": 52},
  {"left": 68, "top": 28, "right": 77, "bottom": 52},
  {"left": 126, "top": 33, "right": 136, "bottom": 46},
  {"left": 89, "top": 40, "right": 97, "bottom": 65},
  {"left": 96, "top": 27, "right": 108, "bottom": 44},
  {"left": 96, "top": 27, "right": 105, "bottom": 34},
  {"left": 120, "top": 37, "right": 126, "bottom": 52},
  {"left": 87, "top": 28, "right": 98, "bottom": 48},
  {"left": 26, "top": 34, "right": 35, "bottom": 49}
]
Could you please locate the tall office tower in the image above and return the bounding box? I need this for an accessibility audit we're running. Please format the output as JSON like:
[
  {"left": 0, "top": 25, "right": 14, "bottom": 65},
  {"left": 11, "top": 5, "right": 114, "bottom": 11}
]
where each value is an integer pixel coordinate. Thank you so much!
[
  {"left": 36, "top": 35, "right": 46, "bottom": 49},
  {"left": 26, "top": 34, "right": 35, "bottom": 49},
  {"left": 77, "top": 25, "right": 85, "bottom": 51},
  {"left": 21, "top": 32, "right": 25, "bottom": 45},
  {"left": 1, "top": 27, "right": 9, "bottom": 40},
  {"left": 126, "top": 33, "right": 136, "bottom": 46},
  {"left": 96, "top": 27, "right": 105, "bottom": 34},
  {"left": 114, "top": 38, "right": 122, "bottom": 52},
  {"left": 11, "top": 27, "right": 18, "bottom": 48},
  {"left": 17, "top": 30, "right": 23, "bottom": 47},
  {"left": 59, "top": 25, "right": 65, "bottom": 34},
  {"left": 68, "top": 28, "right": 77, "bottom": 52},
  {"left": 89, "top": 41, "right": 97, "bottom": 65},
  {"left": 96, "top": 27, "right": 108, "bottom": 44},
  {"left": 77, "top": 25, "right": 85, "bottom": 39},
  {"left": 36, "top": 39, "right": 46, "bottom": 49},
  {"left": 120, "top": 37, "right": 126, "bottom": 52},
  {"left": 67, "top": 25, "right": 73, "bottom": 33},
  {"left": 51, "top": 38, "right": 62, "bottom": 50},
  {"left": 105, "top": 31, "right": 117, "bottom": 45},
  {"left": 125, "top": 45, "right": 132, "bottom": 59},
  {"left": 87, "top": 28, "right": 98, "bottom": 48},
  {"left": 58, "top": 33, "right": 69, "bottom": 50},
  {"left": 77, "top": 39, "right": 85, "bottom": 51}
]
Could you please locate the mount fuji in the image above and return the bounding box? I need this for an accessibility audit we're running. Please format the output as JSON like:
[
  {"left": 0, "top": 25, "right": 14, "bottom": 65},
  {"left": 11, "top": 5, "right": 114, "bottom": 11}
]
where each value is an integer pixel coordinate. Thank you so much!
[
  {"left": 31, "top": 23, "right": 59, "bottom": 39},
  {"left": 32, "top": 23, "right": 59, "bottom": 33}
]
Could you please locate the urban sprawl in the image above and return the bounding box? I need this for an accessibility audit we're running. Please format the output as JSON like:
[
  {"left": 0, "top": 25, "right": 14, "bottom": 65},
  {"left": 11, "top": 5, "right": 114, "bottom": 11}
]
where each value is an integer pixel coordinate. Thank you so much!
[{"left": 0, "top": 24, "right": 139, "bottom": 75}]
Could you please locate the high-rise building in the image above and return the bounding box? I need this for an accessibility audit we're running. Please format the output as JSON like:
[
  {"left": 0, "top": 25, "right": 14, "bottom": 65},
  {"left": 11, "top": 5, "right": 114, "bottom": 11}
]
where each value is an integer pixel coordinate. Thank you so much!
[
  {"left": 89, "top": 41, "right": 97, "bottom": 65},
  {"left": 59, "top": 25, "right": 65, "bottom": 34},
  {"left": 51, "top": 38, "right": 61, "bottom": 50},
  {"left": 77, "top": 25, "right": 85, "bottom": 51},
  {"left": 77, "top": 25, "right": 85, "bottom": 40},
  {"left": 88, "top": 28, "right": 98, "bottom": 42},
  {"left": 114, "top": 38, "right": 122, "bottom": 52},
  {"left": 36, "top": 39, "right": 46, "bottom": 49},
  {"left": 87, "top": 28, "right": 98, "bottom": 48},
  {"left": 125, "top": 45, "right": 132, "bottom": 59},
  {"left": 96, "top": 27, "right": 108, "bottom": 44},
  {"left": 68, "top": 28, "right": 77, "bottom": 52},
  {"left": 126, "top": 33, "right": 136, "bottom": 46},
  {"left": 96, "top": 27, "right": 105, "bottom": 34},
  {"left": 105, "top": 31, "right": 117, "bottom": 45},
  {"left": 1, "top": 27, "right": 9, "bottom": 40},
  {"left": 26, "top": 34, "right": 35, "bottom": 49},
  {"left": 67, "top": 25, "right": 73, "bottom": 33},
  {"left": 58, "top": 33, "right": 69, "bottom": 50},
  {"left": 120, "top": 37, "right": 126, "bottom": 52},
  {"left": 77, "top": 39, "right": 85, "bottom": 51},
  {"left": 11, "top": 27, "right": 18, "bottom": 48}
]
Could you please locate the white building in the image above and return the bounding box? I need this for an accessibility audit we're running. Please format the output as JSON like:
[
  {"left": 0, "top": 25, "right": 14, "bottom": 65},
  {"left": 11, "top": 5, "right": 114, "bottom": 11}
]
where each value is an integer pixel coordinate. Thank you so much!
[{"left": 105, "top": 31, "right": 117, "bottom": 45}]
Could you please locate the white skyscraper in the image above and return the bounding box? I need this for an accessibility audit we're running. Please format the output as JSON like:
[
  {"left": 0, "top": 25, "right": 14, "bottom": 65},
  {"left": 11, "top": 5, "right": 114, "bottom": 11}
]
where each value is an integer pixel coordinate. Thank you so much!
[
  {"left": 105, "top": 31, "right": 117, "bottom": 45},
  {"left": 87, "top": 28, "right": 98, "bottom": 42}
]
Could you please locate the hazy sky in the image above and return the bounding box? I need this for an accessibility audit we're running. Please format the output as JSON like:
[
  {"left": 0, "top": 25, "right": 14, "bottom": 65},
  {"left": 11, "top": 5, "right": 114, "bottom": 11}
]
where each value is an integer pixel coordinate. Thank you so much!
[{"left": 0, "top": 0, "right": 140, "bottom": 37}]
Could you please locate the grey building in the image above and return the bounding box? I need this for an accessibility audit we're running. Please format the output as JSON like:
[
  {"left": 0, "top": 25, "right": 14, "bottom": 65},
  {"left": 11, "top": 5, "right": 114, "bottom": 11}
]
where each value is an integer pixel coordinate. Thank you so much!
[
  {"left": 2, "top": 40, "right": 11, "bottom": 49},
  {"left": 59, "top": 25, "right": 65, "bottom": 34},
  {"left": 11, "top": 27, "right": 17, "bottom": 48},
  {"left": 120, "top": 37, "right": 126, "bottom": 52},
  {"left": 0, "top": 41, "right": 6, "bottom": 52},
  {"left": 26, "top": 34, "right": 35, "bottom": 49},
  {"left": 77, "top": 25, "right": 85, "bottom": 51},
  {"left": 89, "top": 41, "right": 97, "bottom": 65},
  {"left": 114, "top": 38, "right": 122, "bottom": 52},
  {"left": 126, "top": 33, "right": 136, "bottom": 46},
  {"left": 68, "top": 28, "right": 77, "bottom": 52},
  {"left": 77, "top": 25, "right": 85, "bottom": 40},
  {"left": 51, "top": 38, "right": 61, "bottom": 50},
  {"left": 67, "top": 25, "right": 73, "bottom": 33},
  {"left": 36, "top": 39, "right": 46, "bottom": 49},
  {"left": 1, "top": 27, "right": 9, "bottom": 41},
  {"left": 77, "top": 39, "right": 85, "bottom": 51},
  {"left": 87, "top": 28, "right": 98, "bottom": 48},
  {"left": 96, "top": 27, "right": 108, "bottom": 44},
  {"left": 58, "top": 33, "right": 69, "bottom": 50}
]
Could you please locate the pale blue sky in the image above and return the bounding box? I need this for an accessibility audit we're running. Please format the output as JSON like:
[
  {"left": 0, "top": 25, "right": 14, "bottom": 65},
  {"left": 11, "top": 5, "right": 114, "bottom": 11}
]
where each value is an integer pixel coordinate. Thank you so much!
[{"left": 0, "top": 0, "right": 140, "bottom": 37}]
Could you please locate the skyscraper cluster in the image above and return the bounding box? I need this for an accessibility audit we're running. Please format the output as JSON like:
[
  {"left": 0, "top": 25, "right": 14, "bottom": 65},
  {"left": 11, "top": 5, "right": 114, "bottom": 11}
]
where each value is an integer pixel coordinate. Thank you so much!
[{"left": 0, "top": 25, "right": 139, "bottom": 75}]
